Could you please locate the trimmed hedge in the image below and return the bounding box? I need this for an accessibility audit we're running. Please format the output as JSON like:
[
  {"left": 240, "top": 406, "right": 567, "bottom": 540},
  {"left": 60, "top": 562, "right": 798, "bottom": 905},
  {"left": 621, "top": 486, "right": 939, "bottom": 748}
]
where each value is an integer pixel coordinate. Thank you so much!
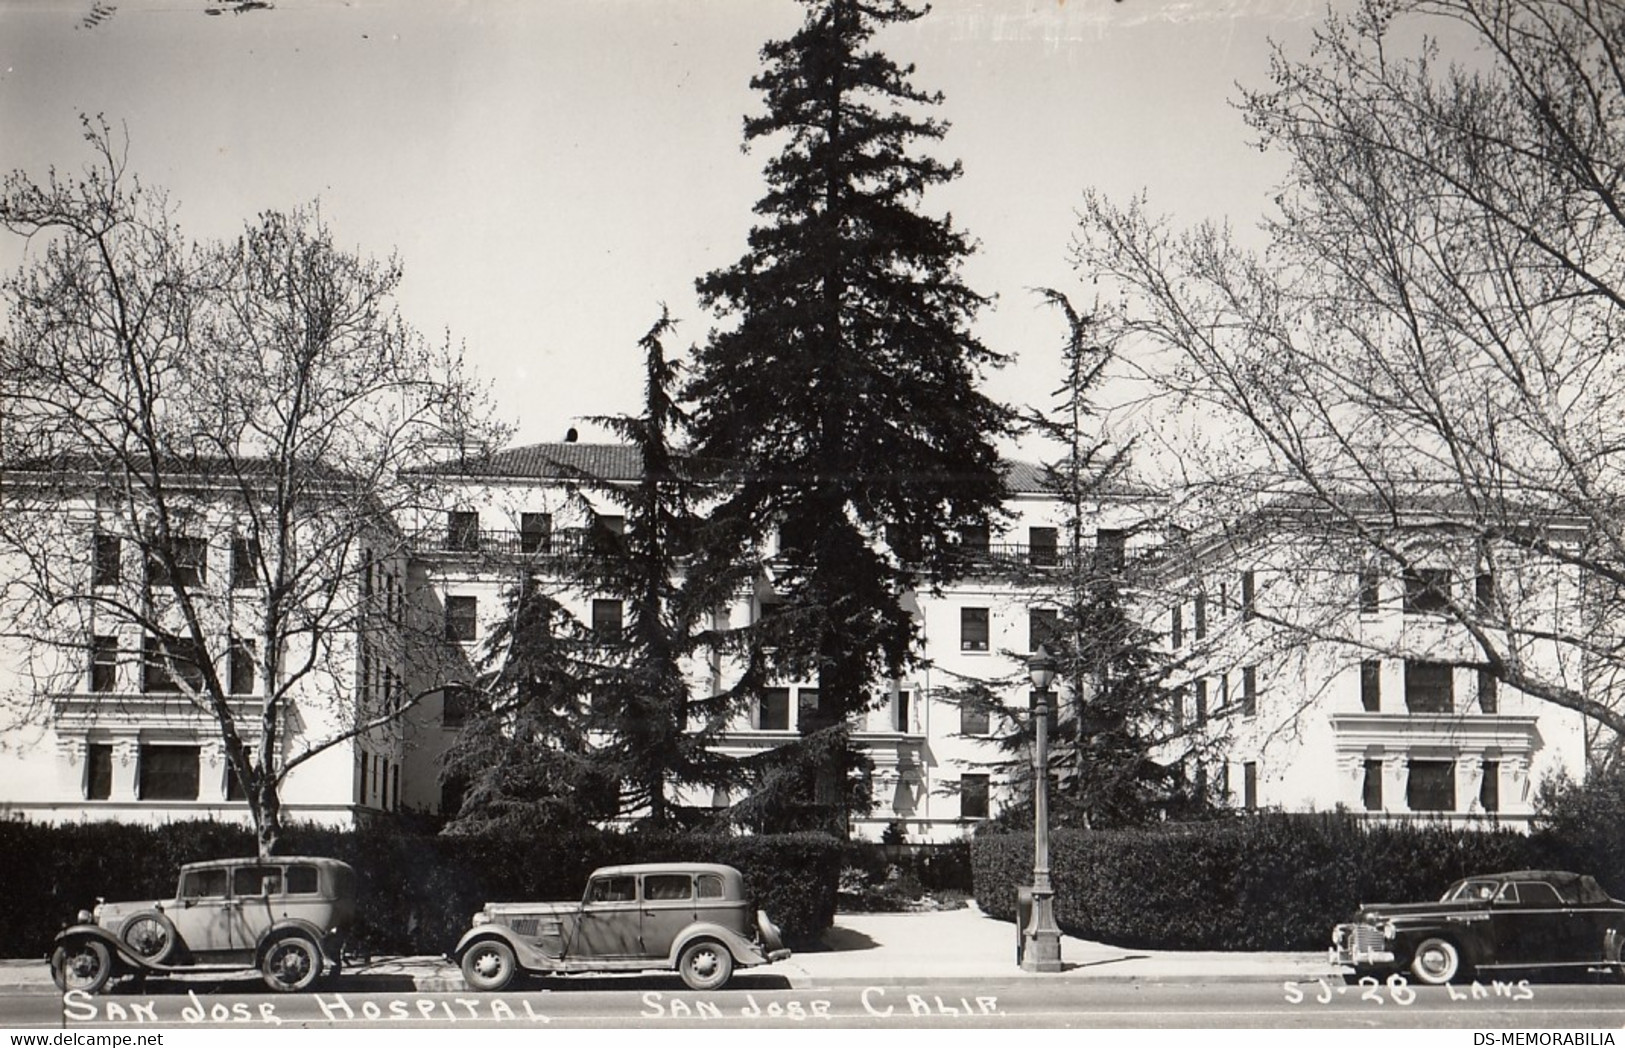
[
  {"left": 0, "top": 820, "right": 841, "bottom": 958},
  {"left": 973, "top": 814, "right": 1554, "bottom": 950}
]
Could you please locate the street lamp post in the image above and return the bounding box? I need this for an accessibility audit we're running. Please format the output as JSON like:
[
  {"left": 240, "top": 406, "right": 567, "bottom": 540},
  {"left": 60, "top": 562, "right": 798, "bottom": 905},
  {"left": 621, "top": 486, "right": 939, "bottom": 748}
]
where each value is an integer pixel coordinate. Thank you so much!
[{"left": 1021, "top": 644, "right": 1063, "bottom": 972}]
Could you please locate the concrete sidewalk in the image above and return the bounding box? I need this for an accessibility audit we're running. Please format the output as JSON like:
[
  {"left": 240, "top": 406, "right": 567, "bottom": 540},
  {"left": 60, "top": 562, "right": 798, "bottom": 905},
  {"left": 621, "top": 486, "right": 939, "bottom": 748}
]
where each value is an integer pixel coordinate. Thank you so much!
[{"left": 4, "top": 905, "right": 1340, "bottom": 991}]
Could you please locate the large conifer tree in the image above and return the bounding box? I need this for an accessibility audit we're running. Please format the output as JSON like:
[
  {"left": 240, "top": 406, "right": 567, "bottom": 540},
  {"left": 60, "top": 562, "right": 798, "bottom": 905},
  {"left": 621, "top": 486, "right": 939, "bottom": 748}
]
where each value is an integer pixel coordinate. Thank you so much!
[{"left": 688, "top": 0, "right": 1009, "bottom": 832}]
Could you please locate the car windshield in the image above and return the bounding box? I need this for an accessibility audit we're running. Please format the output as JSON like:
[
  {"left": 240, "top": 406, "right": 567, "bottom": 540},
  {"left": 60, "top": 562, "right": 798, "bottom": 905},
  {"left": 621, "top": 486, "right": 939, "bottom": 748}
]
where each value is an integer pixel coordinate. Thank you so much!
[{"left": 1443, "top": 879, "right": 1500, "bottom": 902}]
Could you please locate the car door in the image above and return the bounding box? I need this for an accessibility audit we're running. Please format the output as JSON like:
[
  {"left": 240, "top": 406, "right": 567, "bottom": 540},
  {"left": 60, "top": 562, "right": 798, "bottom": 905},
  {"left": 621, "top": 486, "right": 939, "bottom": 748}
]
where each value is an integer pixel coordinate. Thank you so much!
[
  {"left": 230, "top": 865, "right": 284, "bottom": 952},
  {"left": 571, "top": 874, "right": 642, "bottom": 959},
  {"left": 640, "top": 873, "right": 697, "bottom": 960},
  {"left": 171, "top": 867, "right": 235, "bottom": 956},
  {"left": 1490, "top": 881, "right": 1566, "bottom": 966}
]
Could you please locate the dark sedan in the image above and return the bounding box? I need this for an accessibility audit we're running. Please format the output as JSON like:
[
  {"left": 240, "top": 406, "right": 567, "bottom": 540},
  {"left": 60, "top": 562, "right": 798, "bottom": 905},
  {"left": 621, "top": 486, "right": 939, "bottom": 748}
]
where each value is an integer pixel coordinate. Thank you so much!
[{"left": 1331, "top": 870, "right": 1625, "bottom": 985}]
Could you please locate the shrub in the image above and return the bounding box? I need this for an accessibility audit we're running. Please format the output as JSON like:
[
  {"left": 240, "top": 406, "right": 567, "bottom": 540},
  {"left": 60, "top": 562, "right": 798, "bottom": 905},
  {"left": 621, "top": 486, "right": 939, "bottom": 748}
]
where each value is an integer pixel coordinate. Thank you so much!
[{"left": 973, "top": 813, "right": 1546, "bottom": 950}]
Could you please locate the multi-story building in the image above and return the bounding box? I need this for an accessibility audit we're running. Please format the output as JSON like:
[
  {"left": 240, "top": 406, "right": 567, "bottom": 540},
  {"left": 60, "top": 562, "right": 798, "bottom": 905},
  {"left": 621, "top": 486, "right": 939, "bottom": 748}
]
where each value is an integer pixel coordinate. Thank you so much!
[
  {"left": 402, "top": 443, "right": 1157, "bottom": 842},
  {"left": 1165, "top": 506, "right": 1596, "bottom": 828},
  {"left": 0, "top": 462, "right": 427, "bottom": 829},
  {"left": 0, "top": 446, "right": 1605, "bottom": 840}
]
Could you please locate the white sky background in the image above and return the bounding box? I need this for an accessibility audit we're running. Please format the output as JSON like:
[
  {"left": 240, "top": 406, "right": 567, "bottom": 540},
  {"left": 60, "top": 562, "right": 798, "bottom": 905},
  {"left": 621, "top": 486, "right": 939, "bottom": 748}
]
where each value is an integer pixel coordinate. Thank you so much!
[{"left": 0, "top": 0, "right": 1339, "bottom": 458}]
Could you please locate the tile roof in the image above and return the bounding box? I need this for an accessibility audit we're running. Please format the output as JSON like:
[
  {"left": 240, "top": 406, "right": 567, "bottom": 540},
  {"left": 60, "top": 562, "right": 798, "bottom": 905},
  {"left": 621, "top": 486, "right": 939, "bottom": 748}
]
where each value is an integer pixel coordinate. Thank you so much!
[{"left": 425, "top": 442, "right": 1158, "bottom": 498}]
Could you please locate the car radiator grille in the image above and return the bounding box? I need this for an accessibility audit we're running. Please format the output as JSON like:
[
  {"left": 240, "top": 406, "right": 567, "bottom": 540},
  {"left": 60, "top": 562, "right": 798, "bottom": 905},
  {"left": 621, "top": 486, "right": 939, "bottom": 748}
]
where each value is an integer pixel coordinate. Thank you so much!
[{"left": 1345, "top": 925, "right": 1385, "bottom": 954}]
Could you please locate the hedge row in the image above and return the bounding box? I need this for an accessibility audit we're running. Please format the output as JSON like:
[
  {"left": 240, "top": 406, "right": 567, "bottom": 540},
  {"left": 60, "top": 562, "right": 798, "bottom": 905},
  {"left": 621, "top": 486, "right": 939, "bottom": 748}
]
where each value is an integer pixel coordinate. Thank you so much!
[
  {"left": 973, "top": 814, "right": 1551, "bottom": 950},
  {"left": 0, "top": 820, "right": 842, "bottom": 958}
]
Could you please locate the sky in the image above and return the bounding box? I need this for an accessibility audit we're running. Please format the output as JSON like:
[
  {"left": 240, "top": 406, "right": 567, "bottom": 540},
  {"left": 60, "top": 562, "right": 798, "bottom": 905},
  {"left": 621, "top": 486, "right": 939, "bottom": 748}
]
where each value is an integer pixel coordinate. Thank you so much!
[{"left": 0, "top": 0, "right": 1343, "bottom": 456}]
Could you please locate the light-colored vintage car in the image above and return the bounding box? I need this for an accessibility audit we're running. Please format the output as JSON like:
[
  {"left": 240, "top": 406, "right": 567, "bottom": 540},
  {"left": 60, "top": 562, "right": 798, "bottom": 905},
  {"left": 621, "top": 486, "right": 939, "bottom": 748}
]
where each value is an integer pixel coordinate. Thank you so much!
[
  {"left": 50, "top": 856, "right": 356, "bottom": 994},
  {"left": 1331, "top": 869, "right": 1625, "bottom": 985},
  {"left": 453, "top": 862, "right": 791, "bottom": 991}
]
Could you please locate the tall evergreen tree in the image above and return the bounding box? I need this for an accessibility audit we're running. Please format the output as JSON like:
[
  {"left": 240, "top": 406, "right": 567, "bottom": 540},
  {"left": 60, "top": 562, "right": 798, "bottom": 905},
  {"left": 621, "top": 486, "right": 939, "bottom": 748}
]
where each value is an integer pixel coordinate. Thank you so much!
[
  {"left": 970, "top": 292, "right": 1204, "bottom": 829},
  {"left": 688, "top": 0, "right": 1010, "bottom": 833},
  {"left": 442, "top": 313, "right": 761, "bottom": 831}
]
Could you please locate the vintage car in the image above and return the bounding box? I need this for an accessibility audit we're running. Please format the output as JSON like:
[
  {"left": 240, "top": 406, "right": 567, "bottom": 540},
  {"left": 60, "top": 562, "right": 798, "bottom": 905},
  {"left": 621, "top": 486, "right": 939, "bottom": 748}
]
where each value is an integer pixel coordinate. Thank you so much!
[
  {"left": 50, "top": 856, "right": 355, "bottom": 994},
  {"left": 452, "top": 862, "right": 790, "bottom": 991},
  {"left": 1331, "top": 870, "right": 1625, "bottom": 985}
]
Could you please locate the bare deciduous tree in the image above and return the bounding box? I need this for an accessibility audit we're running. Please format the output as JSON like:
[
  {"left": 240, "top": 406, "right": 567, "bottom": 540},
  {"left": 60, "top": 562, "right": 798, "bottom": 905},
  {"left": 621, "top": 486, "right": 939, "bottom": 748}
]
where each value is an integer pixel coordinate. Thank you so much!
[
  {"left": 0, "top": 118, "right": 505, "bottom": 855},
  {"left": 1074, "top": 0, "right": 1625, "bottom": 754}
]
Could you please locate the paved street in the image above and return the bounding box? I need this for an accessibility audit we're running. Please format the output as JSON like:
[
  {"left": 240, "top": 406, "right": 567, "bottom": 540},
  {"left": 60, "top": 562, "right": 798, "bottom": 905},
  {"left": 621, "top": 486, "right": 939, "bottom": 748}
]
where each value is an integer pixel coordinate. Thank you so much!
[
  {"left": 4, "top": 907, "right": 1622, "bottom": 1029},
  {"left": 3, "top": 980, "right": 1624, "bottom": 1029}
]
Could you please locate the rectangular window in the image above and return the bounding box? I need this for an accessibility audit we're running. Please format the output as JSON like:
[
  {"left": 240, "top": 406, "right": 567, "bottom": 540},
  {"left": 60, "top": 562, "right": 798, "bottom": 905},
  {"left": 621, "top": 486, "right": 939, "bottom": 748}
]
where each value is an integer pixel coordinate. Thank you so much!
[
  {"left": 520, "top": 512, "right": 552, "bottom": 554},
  {"left": 1171, "top": 604, "right": 1183, "bottom": 648},
  {"left": 960, "top": 774, "right": 990, "bottom": 819},
  {"left": 1243, "top": 762, "right": 1258, "bottom": 810},
  {"left": 591, "top": 598, "right": 624, "bottom": 639},
  {"left": 959, "top": 524, "right": 989, "bottom": 555},
  {"left": 93, "top": 534, "right": 121, "bottom": 587},
  {"left": 90, "top": 635, "right": 117, "bottom": 693},
  {"left": 960, "top": 701, "right": 991, "bottom": 736},
  {"left": 1095, "top": 529, "right": 1126, "bottom": 572},
  {"left": 1480, "top": 760, "right": 1500, "bottom": 813},
  {"left": 1359, "top": 567, "right": 1381, "bottom": 613},
  {"left": 1240, "top": 570, "right": 1256, "bottom": 620},
  {"left": 230, "top": 537, "right": 260, "bottom": 589},
  {"left": 229, "top": 637, "right": 256, "bottom": 696},
  {"left": 1402, "top": 568, "right": 1452, "bottom": 614},
  {"left": 1028, "top": 608, "right": 1058, "bottom": 653},
  {"left": 757, "top": 688, "right": 790, "bottom": 731},
  {"left": 226, "top": 761, "right": 246, "bottom": 802},
  {"left": 1361, "top": 660, "right": 1382, "bottom": 712},
  {"left": 1029, "top": 527, "right": 1058, "bottom": 567},
  {"left": 1475, "top": 572, "right": 1496, "bottom": 615},
  {"left": 797, "top": 688, "right": 820, "bottom": 730},
  {"left": 1242, "top": 666, "right": 1258, "bottom": 717},
  {"left": 445, "top": 595, "right": 477, "bottom": 642},
  {"left": 1194, "top": 679, "right": 1208, "bottom": 725},
  {"left": 1477, "top": 668, "right": 1499, "bottom": 714},
  {"left": 143, "top": 636, "right": 203, "bottom": 693},
  {"left": 447, "top": 510, "right": 480, "bottom": 552},
  {"left": 1406, "top": 759, "right": 1456, "bottom": 811},
  {"left": 1404, "top": 661, "right": 1454, "bottom": 713},
  {"left": 138, "top": 745, "right": 200, "bottom": 800},
  {"left": 1173, "top": 686, "right": 1186, "bottom": 724},
  {"left": 894, "top": 689, "right": 911, "bottom": 732},
  {"left": 442, "top": 684, "right": 473, "bottom": 728},
  {"left": 146, "top": 536, "right": 208, "bottom": 589},
  {"left": 960, "top": 607, "right": 990, "bottom": 652},
  {"left": 86, "top": 743, "right": 112, "bottom": 801},
  {"left": 1362, "top": 759, "right": 1383, "bottom": 811},
  {"left": 1194, "top": 591, "right": 1208, "bottom": 640}
]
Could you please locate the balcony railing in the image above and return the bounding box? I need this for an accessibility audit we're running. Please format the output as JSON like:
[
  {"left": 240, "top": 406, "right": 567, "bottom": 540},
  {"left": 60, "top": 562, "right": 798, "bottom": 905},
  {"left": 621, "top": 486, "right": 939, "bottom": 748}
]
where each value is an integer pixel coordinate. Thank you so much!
[
  {"left": 410, "top": 526, "right": 610, "bottom": 560},
  {"left": 950, "top": 542, "right": 1131, "bottom": 575}
]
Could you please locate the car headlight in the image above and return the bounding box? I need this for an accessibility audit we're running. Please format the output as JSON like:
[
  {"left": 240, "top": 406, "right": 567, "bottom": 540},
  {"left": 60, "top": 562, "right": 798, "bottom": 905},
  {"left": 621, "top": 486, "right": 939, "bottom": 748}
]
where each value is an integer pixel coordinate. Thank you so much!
[
  {"left": 76, "top": 910, "right": 93, "bottom": 924},
  {"left": 1381, "top": 921, "right": 1396, "bottom": 940},
  {"left": 471, "top": 912, "right": 490, "bottom": 927}
]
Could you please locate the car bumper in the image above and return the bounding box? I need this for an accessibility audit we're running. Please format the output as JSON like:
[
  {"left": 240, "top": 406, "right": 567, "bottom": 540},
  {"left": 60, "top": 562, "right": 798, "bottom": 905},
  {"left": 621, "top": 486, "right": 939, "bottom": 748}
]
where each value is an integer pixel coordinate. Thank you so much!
[{"left": 1330, "top": 945, "right": 1396, "bottom": 966}]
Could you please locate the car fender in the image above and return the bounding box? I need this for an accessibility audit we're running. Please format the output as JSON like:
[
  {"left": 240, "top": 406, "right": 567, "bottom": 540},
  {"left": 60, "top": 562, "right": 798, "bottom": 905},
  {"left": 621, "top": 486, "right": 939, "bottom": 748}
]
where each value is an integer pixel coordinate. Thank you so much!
[
  {"left": 256, "top": 918, "right": 339, "bottom": 965},
  {"left": 1393, "top": 924, "right": 1480, "bottom": 968},
  {"left": 52, "top": 924, "right": 147, "bottom": 972},
  {"left": 669, "top": 922, "right": 767, "bottom": 968},
  {"left": 453, "top": 925, "right": 563, "bottom": 971}
]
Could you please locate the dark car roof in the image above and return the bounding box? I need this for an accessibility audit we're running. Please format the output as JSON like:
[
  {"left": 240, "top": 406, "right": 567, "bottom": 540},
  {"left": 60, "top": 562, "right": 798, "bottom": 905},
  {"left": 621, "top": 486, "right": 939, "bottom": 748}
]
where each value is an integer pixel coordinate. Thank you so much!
[{"left": 1465, "top": 870, "right": 1582, "bottom": 884}]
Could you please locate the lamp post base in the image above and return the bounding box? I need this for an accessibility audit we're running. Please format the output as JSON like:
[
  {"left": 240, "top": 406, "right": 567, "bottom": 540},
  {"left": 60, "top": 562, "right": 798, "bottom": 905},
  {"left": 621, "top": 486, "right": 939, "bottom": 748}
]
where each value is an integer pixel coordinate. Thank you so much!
[{"left": 1019, "top": 892, "right": 1063, "bottom": 973}]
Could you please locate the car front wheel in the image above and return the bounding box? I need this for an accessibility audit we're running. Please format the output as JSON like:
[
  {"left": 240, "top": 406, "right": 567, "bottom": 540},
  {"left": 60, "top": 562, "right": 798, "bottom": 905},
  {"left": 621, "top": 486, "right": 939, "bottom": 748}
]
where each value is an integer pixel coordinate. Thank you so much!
[
  {"left": 120, "top": 912, "right": 176, "bottom": 964},
  {"left": 52, "top": 939, "right": 112, "bottom": 994},
  {"left": 678, "top": 940, "right": 734, "bottom": 992},
  {"left": 261, "top": 935, "right": 322, "bottom": 993},
  {"left": 1409, "top": 937, "right": 1463, "bottom": 985},
  {"left": 461, "top": 940, "right": 517, "bottom": 992}
]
